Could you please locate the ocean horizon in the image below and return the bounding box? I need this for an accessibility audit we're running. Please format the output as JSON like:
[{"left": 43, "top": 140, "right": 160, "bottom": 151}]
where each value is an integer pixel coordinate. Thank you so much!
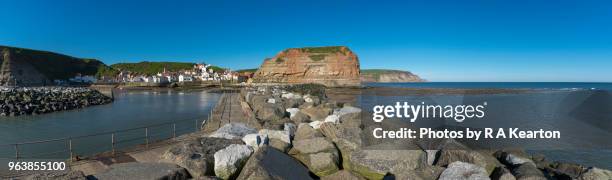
[{"left": 366, "top": 82, "right": 612, "bottom": 90}]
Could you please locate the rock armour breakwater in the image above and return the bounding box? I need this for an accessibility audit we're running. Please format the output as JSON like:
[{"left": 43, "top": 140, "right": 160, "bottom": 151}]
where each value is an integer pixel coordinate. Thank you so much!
[{"left": 0, "top": 87, "right": 113, "bottom": 116}]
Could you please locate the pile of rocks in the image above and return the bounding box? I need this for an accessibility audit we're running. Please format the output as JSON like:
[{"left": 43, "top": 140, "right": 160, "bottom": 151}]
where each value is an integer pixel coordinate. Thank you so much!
[
  {"left": 164, "top": 85, "right": 612, "bottom": 180},
  {"left": 0, "top": 87, "right": 112, "bottom": 116}
]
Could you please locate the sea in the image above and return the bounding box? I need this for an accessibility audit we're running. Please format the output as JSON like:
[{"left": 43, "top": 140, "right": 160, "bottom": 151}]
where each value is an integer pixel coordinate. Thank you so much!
[{"left": 363, "top": 82, "right": 612, "bottom": 169}]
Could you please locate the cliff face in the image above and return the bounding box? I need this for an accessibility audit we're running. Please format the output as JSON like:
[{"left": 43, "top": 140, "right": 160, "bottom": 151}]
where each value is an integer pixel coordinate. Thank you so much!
[
  {"left": 0, "top": 46, "right": 114, "bottom": 86},
  {"left": 360, "top": 69, "right": 425, "bottom": 83},
  {"left": 252, "top": 46, "right": 360, "bottom": 87}
]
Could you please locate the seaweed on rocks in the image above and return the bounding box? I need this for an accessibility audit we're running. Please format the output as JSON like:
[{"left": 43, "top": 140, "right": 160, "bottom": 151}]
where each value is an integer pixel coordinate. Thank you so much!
[{"left": 286, "top": 84, "right": 327, "bottom": 99}]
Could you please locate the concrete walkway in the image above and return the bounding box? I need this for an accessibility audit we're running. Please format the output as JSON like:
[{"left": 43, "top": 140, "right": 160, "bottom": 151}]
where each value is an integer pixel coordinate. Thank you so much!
[
  {"left": 203, "top": 93, "right": 255, "bottom": 133},
  {"left": 69, "top": 130, "right": 205, "bottom": 176}
]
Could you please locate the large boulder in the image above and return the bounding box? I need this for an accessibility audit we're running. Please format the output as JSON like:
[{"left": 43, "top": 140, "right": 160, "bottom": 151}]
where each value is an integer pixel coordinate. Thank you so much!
[
  {"left": 347, "top": 149, "right": 427, "bottom": 180},
  {"left": 309, "top": 152, "right": 340, "bottom": 177},
  {"left": 317, "top": 120, "right": 363, "bottom": 173},
  {"left": 490, "top": 167, "right": 516, "bottom": 180},
  {"left": 255, "top": 104, "right": 286, "bottom": 122},
  {"left": 242, "top": 133, "right": 264, "bottom": 150},
  {"left": 511, "top": 163, "right": 546, "bottom": 180},
  {"left": 93, "top": 162, "right": 190, "bottom": 180},
  {"left": 259, "top": 129, "right": 291, "bottom": 144},
  {"left": 236, "top": 146, "right": 312, "bottom": 180},
  {"left": 301, "top": 106, "right": 333, "bottom": 121},
  {"left": 161, "top": 137, "right": 243, "bottom": 178},
  {"left": 291, "top": 111, "right": 311, "bottom": 124},
  {"left": 214, "top": 144, "right": 254, "bottom": 179},
  {"left": 552, "top": 162, "right": 585, "bottom": 179},
  {"left": 209, "top": 123, "right": 257, "bottom": 140},
  {"left": 247, "top": 94, "right": 269, "bottom": 110},
  {"left": 269, "top": 138, "right": 291, "bottom": 153},
  {"left": 435, "top": 149, "right": 500, "bottom": 175},
  {"left": 438, "top": 161, "right": 489, "bottom": 180},
  {"left": 294, "top": 123, "right": 324, "bottom": 141},
  {"left": 289, "top": 137, "right": 340, "bottom": 177},
  {"left": 494, "top": 149, "right": 535, "bottom": 167},
  {"left": 579, "top": 167, "right": 612, "bottom": 180}
]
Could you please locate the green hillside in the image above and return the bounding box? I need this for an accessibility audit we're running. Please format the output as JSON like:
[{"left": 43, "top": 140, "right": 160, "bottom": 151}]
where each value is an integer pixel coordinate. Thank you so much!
[
  {"left": 111, "top": 62, "right": 228, "bottom": 75},
  {"left": 0, "top": 45, "right": 117, "bottom": 79},
  {"left": 111, "top": 61, "right": 195, "bottom": 75}
]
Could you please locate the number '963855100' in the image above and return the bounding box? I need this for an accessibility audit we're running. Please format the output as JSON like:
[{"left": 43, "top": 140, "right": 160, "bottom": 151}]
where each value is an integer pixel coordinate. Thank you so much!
[{"left": 8, "top": 161, "right": 66, "bottom": 171}]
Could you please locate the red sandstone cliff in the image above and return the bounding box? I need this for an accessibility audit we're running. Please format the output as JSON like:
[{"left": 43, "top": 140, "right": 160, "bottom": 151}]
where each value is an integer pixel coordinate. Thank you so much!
[{"left": 252, "top": 46, "right": 360, "bottom": 87}]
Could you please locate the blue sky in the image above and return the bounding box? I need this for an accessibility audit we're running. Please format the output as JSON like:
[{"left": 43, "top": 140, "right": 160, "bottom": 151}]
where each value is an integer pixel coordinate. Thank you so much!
[{"left": 1, "top": 0, "right": 611, "bottom": 82}]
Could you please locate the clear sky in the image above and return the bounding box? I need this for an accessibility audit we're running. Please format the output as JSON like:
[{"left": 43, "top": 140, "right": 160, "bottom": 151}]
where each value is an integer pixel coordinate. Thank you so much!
[{"left": 1, "top": 0, "right": 611, "bottom": 82}]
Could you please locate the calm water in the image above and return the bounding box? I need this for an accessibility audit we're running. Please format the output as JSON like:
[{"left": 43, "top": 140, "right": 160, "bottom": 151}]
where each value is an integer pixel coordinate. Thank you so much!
[
  {"left": 363, "top": 82, "right": 612, "bottom": 169},
  {"left": 0, "top": 89, "right": 220, "bottom": 159}
]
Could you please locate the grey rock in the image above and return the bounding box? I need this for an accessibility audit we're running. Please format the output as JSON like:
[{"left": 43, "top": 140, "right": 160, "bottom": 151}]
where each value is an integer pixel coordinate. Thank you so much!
[
  {"left": 161, "top": 137, "right": 243, "bottom": 178},
  {"left": 214, "top": 144, "right": 253, "bottom": 179},
  {"left": 300, "top": 106, "right": 332, "bottom": 121},
  {"left": 289, "top": 137, "right": 340, "bottom": 177},
  {"left": 490, "top": 167, "right": 516, "bottom": 180},
  {"left": 578, "top": 167, "right": 612, "bottom": 180},
  {"left": 209, "top": 123, "right": 257, "bottom": 140},
  {"left": 436, "top": 149, "right": 500, "bottom": 175},
  {"left": 291, "top": 111, "right": 311, "bottom": 124},
  {"left": 242, "top": 133, "right": 264, "bottom": 150},
  {"left": 255, "top": 104, "right": 286, "bottom": 122},
  {"left": 309, "top": 152, "right": 340, "bottom": 177},
  {"left": 259, "top": 129, "right": 291, "bottom": 144},
  {"left": 494, "top": 149, "right": 535, "bottom": 167},
  {"left": 290, "top": 137, "right": 337, "bottom": 155},
  {"left": 439, "top": 161, "right": 490, "bottom": 180},
  {"left": 511, "top": 163, "right": 546, "bottom": 180},
  {"left": 269, "top": 138, "right": 291, "bottom": 152},
  {"left": 294, "top": 123, "right": 324, "bottom": 141},
  {"left": 236, "top": 146, "right": 312, "bottom": 180},
  {"left": 553, "top": 162, "right": 584, "bottom": 179},
  {"left": 348, "top": 149, "right": 426, "bottom": 180},
  {"left": 93, "top": 162, "right": 189, "bottom": 180}
]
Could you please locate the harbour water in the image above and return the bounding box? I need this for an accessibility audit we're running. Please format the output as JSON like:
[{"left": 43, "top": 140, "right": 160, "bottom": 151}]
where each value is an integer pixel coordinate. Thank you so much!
[{"left": 0, "top": 89, "right": 220, "bottom": 159}]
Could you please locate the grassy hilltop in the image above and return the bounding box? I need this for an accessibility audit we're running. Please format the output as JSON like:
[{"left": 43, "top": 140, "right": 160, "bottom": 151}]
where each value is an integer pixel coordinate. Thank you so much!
[
  {"left": 111, "top": 61, "right": 226, "bottom": 75},
  {"left": 0, "top": 45, "right": 117, "bottom": 79}
]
